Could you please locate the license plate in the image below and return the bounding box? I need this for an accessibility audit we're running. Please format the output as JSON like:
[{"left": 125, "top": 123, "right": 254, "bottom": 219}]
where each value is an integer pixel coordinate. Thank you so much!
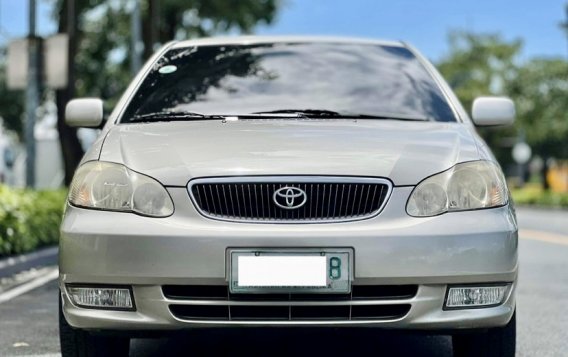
[{"left": 229, "top": 249, "right": 352, "bottom": 294}]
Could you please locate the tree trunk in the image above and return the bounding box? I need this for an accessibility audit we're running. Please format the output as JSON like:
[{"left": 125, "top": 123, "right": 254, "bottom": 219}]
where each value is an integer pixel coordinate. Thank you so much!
[
  {"left": 142, "top": 0, "right": 160, "bottom": 60},
  {"left": 542, "top": 157, "right": 550, "bottom": 190},
  {"left": 56, "top": 0, "right": 84, "bottom": 185},
  {"left": 56, "top": 91, "right": 83, "bottom": 185},
  {"left": 162, "top": 5, "right": 180, "bottom": 43}
]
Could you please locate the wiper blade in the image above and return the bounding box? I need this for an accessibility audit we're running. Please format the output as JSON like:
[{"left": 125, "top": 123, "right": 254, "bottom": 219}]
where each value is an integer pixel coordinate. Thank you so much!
[
  {"left": 131, "top": 111, "right": 225, "bottom": 122},
  {"left": 252, "top": 109, "right": 341, "bottom": 117},
  {"left": 345, "top": 114, "right": 430, "bottom": 121},
  {"left": 252, "top": 109, "right": 429, "bottom": 121}
]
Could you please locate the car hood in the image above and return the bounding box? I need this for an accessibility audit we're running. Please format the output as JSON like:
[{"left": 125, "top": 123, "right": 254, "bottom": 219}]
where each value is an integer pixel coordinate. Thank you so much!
[{"left": 99, "top": 119, "right": 481, "bottom": 186}]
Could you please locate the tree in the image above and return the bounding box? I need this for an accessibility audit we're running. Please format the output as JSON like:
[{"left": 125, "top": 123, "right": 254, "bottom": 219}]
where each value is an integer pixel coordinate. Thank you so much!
[
  {"left": 437, "top": 31, "right": 568, "bottom": 188},
  {"left": 437, "top": 32, "right": 522, "bottom": 166},
  {"left": 507, "top": 58, "right": 568, "bottom": 159},
  {"left": 55, "top": 0, "right": 89, "bottom": 186},
  {"left": 141, "top": 0, "right": 279, "bottom": 59},
  {"left": 52, "top": 0, "right": 280, "bottom": 184}
]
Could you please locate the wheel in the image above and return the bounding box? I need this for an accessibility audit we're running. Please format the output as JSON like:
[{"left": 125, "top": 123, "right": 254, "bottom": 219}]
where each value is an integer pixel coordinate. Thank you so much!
[
  {"left": 59, "top": 293, "right": 130, "bottom": 357},
  {"left": 452, "top": 311, "right": 516, "bottom": 357}
]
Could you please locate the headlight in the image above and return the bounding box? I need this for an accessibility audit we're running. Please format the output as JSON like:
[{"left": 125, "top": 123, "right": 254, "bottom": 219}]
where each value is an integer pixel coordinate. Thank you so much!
[
  {"left": 407, "top": 161, "right": 508, "bottom": 217},
  {"left": 69, "top": 161, "right": 174, "bottom": 217}
]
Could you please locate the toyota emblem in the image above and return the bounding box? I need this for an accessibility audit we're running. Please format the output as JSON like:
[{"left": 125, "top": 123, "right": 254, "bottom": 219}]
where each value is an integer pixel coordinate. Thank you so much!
[{"left": 273, "top": 186, "right": 307, "bottom": 209}]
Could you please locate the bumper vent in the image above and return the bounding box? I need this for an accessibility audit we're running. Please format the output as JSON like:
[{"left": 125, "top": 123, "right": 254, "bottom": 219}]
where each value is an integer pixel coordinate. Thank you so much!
[
  {"left": 164, "top": 285, "right": 416, "bottom": 322},
  {"left": 169, "top": 304, "right": 411, "bottom": 322},
  {"left": 188, "top": 177, "right": 391, "bottom": 223},
  {"left": 162, "top": 285, "right": 418, "bottom": 301}
]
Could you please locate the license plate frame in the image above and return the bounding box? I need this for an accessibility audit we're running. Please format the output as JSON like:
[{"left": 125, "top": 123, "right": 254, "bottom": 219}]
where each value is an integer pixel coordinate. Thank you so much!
[{"left": 228, "top": 248, "right": 353, "bottom": 294}]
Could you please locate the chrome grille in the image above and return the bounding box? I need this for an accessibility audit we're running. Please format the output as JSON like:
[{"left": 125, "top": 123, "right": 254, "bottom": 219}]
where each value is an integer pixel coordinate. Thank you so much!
[{"left": 188, "top": 176, "right": 391, "bottom": 223}]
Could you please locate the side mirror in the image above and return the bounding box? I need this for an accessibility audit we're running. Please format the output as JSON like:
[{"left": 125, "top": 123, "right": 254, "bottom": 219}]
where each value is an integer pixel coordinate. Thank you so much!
[
  {"left": 471, "top": 97, "right": 515, "bottom": 126},
  {"left": 65, "top": 98, "right": 104, "bottom": 128}
]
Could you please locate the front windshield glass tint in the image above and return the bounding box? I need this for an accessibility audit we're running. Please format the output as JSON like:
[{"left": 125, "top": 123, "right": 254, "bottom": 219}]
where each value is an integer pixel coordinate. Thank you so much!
[{"left": 121, "top": 42, "right": 457, "bottom": 122}]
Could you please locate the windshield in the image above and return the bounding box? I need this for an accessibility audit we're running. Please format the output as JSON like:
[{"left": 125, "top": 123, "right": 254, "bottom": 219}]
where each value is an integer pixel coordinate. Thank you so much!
[{"left": 120, "top": 42, "right": 457, "bottom": 123}]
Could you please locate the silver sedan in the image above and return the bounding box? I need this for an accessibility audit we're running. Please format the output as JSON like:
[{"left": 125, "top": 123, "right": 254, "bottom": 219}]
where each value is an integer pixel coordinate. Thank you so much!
[{"left": 59, "top": 36, "right": 517, "bottom": 357}]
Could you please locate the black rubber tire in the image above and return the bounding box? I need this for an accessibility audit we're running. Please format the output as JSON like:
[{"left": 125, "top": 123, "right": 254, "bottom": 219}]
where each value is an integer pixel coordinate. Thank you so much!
[
  {"left": 452, "top": 311, "right": 516, "bottom": 357},
  {"left": 59, "top": 294, "right": 130, "bottom": 357}
]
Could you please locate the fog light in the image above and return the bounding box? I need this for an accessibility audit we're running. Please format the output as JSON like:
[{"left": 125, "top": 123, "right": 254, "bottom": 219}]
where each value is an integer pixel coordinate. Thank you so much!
[
  {"left": 445, "top": 285, "right": 509, "bottom": 309},
  {"left": 67, "top": 285, "right": 134, "bottom": 310}
]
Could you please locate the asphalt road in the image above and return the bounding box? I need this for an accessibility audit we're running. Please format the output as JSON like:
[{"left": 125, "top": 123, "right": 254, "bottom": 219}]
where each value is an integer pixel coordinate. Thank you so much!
[{"left": 0, "top": 207, "right": 566, "bottom": 357}]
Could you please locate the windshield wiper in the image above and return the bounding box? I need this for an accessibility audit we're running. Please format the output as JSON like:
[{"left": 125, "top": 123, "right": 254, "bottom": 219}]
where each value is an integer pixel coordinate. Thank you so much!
[
  {"left": 252, "top": 109, "right": 341, "bottom": 117},
  {"left": 132, "top": 109, "right": 430, "bottom": 122},
  {"left": 252, "top": 109, "right": 429, "bottom": 121},
  {"left": 131, "top": 111, "right": 225, "bottom": 122}
]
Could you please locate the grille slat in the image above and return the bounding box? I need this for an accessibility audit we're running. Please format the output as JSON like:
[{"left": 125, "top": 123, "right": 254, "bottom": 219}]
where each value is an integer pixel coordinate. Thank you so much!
[
  {"left": 221, "top": 185, "right": 229, "bottom": 217},
  {"left": 199, "top": 185, "right": 209, "bottom": 213},
  {"left": 345, "top": 185, "right": 352, "bottom": 217},
  {"left": 351, "top": 185, "right": 358, "bottom": 216},
  {"left": 228, "top": 184, "right": 235, "bottom": 217},
  {"left": 368, "top": 185, "right": 377, "bottom": 213},
  {"left": 190, "top": 177, "right": 390, "bottom": 223},
  {"left": 361, "top": 185, "right": 367, "bottom": 215},
  {"left": 214, "top": 185, "right": 222, "bottom": 216},
  {"left": 318, "top": 184, "right": 323, "bottom": 219},
  {"left": 207, "top": 185, "right": 217, "bottom": 215},
  {"left": 253, "top": 184, "right": 259, "bottom": 218},
  {"left": 339, "top": 184, "right": 345, "bottom": 217},
  {"left": 378, "top": 185, "right": 385, "bottom": 216}
]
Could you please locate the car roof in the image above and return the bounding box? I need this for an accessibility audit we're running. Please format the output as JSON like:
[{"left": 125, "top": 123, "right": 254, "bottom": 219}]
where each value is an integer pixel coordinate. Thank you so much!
[{"left": 171, "top": 35, "right": 405, "bottom": 49}]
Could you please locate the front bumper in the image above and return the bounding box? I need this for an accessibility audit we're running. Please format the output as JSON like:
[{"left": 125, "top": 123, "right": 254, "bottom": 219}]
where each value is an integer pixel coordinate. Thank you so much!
[{"left": 59, "top": 186, "right": 518, "bottom": 330}]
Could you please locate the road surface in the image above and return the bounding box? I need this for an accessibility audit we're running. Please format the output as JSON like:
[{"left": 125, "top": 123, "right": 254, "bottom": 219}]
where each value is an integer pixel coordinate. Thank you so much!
[{"left": 0, "top": 207, "right": 566, "bottom": 356}]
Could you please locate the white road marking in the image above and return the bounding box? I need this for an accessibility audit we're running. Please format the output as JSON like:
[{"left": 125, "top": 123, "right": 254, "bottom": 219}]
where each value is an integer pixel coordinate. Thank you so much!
[
  {"left": 1, "top": 266, "right": 56, "bottom": 293},
  {"left": 17, "top": 354, "right": 61, "bottom": 357},
  {"left": 0, "top": 267, "right": 58, "bottom": 304},
  {"left": 12, "top": 342, "right": 30, "bottom": 347},
  {"left": 520, "top": 229, "right": 568, "bottom": 246},
  {"left": 0, "top": 247, "right": 57, "bottom": 270}
]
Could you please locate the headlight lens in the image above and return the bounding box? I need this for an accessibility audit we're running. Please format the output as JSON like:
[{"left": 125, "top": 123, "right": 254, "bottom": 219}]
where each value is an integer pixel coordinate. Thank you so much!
[
  {"left": 407, "top": 161, "right": 508, "bottom": 217},
  {"left": 69, "top": 161, "right": 174, "bottom": 217}
]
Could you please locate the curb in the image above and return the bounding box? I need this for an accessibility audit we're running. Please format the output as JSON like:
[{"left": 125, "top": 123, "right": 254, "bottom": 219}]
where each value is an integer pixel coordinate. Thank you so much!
[{"left": 0, "top": 246, "right": 58, "bottom": 279}]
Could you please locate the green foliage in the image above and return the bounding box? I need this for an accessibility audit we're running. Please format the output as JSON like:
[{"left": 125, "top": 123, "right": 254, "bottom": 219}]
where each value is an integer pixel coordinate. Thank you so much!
[
  {"left": 511, "top": 185, "right": 568, "bottom": 208},
  {"left": 437, "top": 31, "right": 568, "bottom": 165},
  {"left": 156, "top": 0, "right": 278, "bottom": 39},
  {"left": 437, "top": 31, "right": 522, "bottom": 111},
  {"left": 437, "top": 32, "right": 522, "bottom": 165},
  {"left": 73, "top": 1, "right": 132, "bottom": 104},
  {"left": 56, "top": 0, "right": 280, "bottom": 105},
  {"left": 0, "top": 185, "right": 67, "bottom": 257},
  {"left": 507, "top": 58, "right": 568, "bottom": 158}
]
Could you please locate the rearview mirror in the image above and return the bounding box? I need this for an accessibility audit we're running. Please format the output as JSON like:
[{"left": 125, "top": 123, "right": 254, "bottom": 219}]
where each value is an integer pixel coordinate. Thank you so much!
[
  {"left": 65, "top": 98, "right": 104, "bottom": 128},
  {"left": 471, "top": 97, "right": 515, "bottom": 127}
]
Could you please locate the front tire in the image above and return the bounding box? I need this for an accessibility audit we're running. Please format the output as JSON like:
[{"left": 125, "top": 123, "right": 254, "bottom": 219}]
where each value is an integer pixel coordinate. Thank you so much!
[
  {"left": 59, "top": 294, "right": 130, "bottom": 357},
  {"left": 452, "top": 311, "right": 516, "bottom": 357}
]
